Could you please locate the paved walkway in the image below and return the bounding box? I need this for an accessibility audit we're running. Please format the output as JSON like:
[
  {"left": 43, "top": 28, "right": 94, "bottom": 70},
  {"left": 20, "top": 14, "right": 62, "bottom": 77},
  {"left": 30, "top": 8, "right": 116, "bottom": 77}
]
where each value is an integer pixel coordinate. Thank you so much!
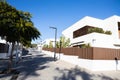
[{"left": 0, "top": 50, "right": 120, "bottom": 80}]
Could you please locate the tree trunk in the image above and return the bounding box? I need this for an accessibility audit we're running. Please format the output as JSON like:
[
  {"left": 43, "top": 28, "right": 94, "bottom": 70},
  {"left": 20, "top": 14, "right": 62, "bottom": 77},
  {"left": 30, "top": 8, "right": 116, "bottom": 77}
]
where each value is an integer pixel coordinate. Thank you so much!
[{"left": 8, "top": 42, "right": 15, "bottom": 72}]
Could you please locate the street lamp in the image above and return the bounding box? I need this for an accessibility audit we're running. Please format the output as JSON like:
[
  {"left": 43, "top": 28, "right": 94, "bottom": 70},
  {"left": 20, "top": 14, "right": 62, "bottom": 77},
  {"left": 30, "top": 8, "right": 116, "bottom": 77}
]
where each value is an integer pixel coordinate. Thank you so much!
[
  {"left": 49, "top": 26, "right": 57, "bottom": 61},
  {"left": 59, "top": 40, "right": 62, "bottom": 59}
]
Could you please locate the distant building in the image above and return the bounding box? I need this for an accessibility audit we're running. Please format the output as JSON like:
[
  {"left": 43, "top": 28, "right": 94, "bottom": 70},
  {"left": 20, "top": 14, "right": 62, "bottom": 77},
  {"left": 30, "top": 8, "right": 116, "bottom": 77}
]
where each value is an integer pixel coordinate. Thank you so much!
[
  {"left": 43, "top": 38, "right": 59, "bottom": 47},
  {"left": 0, "top": 37, "right": 9, "bottom": 59},
  {"left": 62, "top": 15, "right": 120, "bottom": 49},
  {"left": 0, "top": 37, "right": 6, "bottom": 43},
  {"left": 0, "top": 37, "right": 22, "bottom": 59}
]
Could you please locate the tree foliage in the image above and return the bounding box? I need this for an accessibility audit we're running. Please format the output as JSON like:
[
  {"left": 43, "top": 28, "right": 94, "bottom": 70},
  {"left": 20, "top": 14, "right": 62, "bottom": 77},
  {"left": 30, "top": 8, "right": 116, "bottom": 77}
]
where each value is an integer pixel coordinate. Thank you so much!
[
  {"left": 0, "top": 1, "right": 40, "bottom": 71},
  {"left": 31, "top": 44, "right": 37, "bottom": 48},
  {"left": 49, "top": 41, "right": 53, "bottom": 48},
  {"left": 81, "top": 43, "right": 91, "bottom": 48},
  {"left": 43, "top": 44, "right": 48, "bottom": 48},
  {"left": 56, "top": 36, "right": 70, "bottom": 48},
  {"left": 43, "top": 36, "right": 70, "bottom": 48},
  {"left": 0, "top": 1, "right": 40, "bottom": 44},
  {"left": 0, "top": 1, "right": 20, "bottom": 40}
]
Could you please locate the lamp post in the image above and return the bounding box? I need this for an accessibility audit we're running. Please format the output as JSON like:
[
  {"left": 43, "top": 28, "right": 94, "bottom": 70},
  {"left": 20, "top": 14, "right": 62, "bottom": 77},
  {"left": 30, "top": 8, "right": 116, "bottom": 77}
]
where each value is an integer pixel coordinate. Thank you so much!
[
  {"left": 59, "top": 40, "right": 62, "bottom": 59},
  {"left": 49, "top": 27, "right": 57, "bottom": 61}
]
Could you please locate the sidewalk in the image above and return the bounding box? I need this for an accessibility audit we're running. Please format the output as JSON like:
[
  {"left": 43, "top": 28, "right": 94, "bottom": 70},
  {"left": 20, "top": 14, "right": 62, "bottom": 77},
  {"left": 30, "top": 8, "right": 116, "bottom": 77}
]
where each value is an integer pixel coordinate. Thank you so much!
[
  {"left": 17, "top": 51, "right": 120, "bottom": 80},
  {"left": 1, "top": 50, "right": 120, "bottom": 80}
]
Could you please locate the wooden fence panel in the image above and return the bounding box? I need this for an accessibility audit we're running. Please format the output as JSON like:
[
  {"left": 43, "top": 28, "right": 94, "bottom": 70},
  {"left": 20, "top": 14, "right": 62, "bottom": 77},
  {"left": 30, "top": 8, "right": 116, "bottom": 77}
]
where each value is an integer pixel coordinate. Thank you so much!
[
  {"left": 77, "top": 48, "right": 93, "bottom": 59},
  {"left": 43, "top": 47, "right": 120, "bottom": 60},
  {"left": 93, "top": 47, "right": 120, "bottom": 60}
]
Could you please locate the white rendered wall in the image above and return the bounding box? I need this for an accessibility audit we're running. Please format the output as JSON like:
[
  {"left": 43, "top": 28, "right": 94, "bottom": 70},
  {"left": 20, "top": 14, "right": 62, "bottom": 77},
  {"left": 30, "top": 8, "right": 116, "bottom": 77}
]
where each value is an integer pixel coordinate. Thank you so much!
[
  {"left": 62, "top": 16, "right": 103, "bottom": 40},
  {"left": 62, "top": 15, "right": 120, "bottom": 40},
  {"left": 61, "top": 55, "right": 120, "bottom": 71},
  {"left": 43, "top": 50, "right": 120, "bottom": 71},
  {"left": 71, "top": 32, "right": 119, "bottom": 49},
  {"left": 62, "top": 15, "right": 120, "bottom": 48},
  {"left": 92, "top": 60, "right": 120, "bottom": 71},
  {"left": 103, "top": 15, "right": 120, "bottom": 40}
]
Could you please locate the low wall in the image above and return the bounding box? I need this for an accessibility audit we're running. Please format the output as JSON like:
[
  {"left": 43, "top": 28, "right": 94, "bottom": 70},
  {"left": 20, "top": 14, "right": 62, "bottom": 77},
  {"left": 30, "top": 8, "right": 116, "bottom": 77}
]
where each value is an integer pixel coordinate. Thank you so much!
[
  {"left": 91, "top": 60, "right": 120, "bottom": 71},
  {"left": 42, "top": 50, "right": 120, "bottom": 71}
]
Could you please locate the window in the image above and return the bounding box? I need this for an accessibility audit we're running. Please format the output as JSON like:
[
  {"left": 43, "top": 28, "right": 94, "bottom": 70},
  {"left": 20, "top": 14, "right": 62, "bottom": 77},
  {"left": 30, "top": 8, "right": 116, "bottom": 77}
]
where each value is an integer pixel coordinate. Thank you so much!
[{"left": 118, "top": 22, "right": 120, "bottom": 38}]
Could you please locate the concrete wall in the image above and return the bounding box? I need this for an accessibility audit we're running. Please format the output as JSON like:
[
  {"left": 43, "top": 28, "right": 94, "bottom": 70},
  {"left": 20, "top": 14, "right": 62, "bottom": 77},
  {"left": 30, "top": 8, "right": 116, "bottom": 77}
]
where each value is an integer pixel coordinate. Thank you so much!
[
  {"left": 43, "top": 50, "right": 120, "bottom": 71},
  {"left": 91, "top": 60, "right": 120, "bottom": 71}
]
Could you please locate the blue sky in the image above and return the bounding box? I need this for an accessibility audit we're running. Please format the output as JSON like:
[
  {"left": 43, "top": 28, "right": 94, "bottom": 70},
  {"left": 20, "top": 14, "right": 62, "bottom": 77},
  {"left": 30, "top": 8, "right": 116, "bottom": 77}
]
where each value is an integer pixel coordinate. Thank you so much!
[{"left": 7, "top": 0, "right": 120, "bottom": 43}]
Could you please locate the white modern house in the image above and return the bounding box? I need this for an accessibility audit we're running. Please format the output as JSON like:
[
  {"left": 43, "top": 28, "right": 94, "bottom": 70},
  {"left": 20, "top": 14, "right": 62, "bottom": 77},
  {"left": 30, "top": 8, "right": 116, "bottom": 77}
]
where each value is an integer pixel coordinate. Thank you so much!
[
  {"left": 43, "top": 15, "right": 120, "bottom": 71},
  {"left": 51, "top": 15, "right": 120, "bottom": 71},
  {"left": 62, "top": 15, "right": 120, "bottom": 49}
]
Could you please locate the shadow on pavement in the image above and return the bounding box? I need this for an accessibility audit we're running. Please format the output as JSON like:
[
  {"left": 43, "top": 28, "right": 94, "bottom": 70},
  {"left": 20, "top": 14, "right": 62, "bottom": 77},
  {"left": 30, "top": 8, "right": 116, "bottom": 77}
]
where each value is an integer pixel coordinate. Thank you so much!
[
  {"left": 15, "top": 54, "right": 54, "bottom": 80},
  {"left": 54, "top": 66, "right": 119, "bottom": 80}
]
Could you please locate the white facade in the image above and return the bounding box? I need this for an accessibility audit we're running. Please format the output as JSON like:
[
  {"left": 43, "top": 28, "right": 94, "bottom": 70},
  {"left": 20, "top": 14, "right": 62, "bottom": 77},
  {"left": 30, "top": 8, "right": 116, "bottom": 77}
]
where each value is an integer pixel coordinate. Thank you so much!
[
  {"left": 42, "top": 15, "right": 120, "bottom": 71},
  {"left": 62, "top": 15, "right": 120, "bottom": 49},
  {"left": 60, "top": 15, "right": 120, "bottom": 71},
  {"left": 43, "top": 50, "right": 120, "bottom": 71}
]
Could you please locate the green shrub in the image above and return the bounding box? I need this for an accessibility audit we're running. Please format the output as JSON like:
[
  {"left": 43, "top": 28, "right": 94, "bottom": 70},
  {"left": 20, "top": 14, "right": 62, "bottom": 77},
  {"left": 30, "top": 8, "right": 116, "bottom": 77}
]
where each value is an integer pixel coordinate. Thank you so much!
[
  {"left": 88, "top": 27, "right": 112, "bottom": 35},
  {"left": 104, "top": 31, "right": 112, "bottom": 35},
  {"left": 88, "top": 27, "right": 104, "bottom": 34},
  {"left": 81, "top": 43, "right": 91, "bottom": 48}
]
